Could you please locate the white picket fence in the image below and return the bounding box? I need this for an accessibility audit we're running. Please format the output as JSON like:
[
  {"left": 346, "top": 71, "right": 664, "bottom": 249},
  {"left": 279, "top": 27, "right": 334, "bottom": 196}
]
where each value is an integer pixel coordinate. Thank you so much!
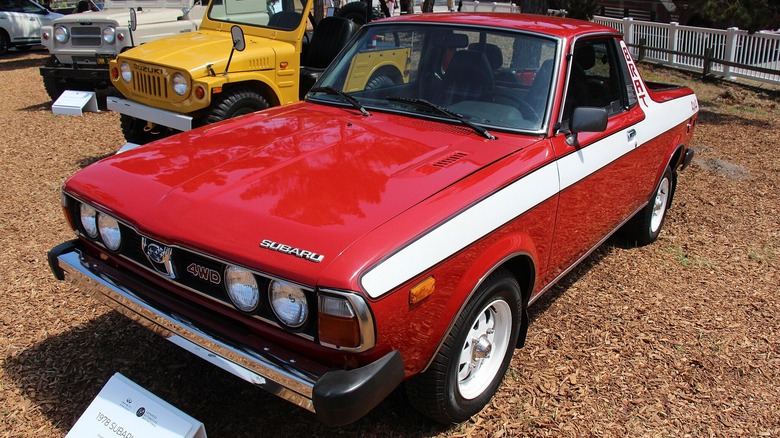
[{"left": 458, "top": 2, "right": 780, "bottom": 86}]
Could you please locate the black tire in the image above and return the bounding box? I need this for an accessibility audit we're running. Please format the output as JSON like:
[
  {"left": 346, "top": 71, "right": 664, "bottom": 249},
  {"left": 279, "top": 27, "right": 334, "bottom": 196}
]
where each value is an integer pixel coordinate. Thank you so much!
[
  {"left": 364, "top": 66, "right": 402, "bottom": 90},
  {"left": 0, "top": 30, "right": 9, "bottom": 56},
  {"left": 120, "top": 114, "right": 175, "bottom": 145},
  {"left": 42, "top": 56, "right": 69, "bottom": 101},
  {"left": 405, "top": 269, "right": 522, "bottom": 424},
  {"left": 205, "top": 87, "right": 270, "bottom": 125},
  {"left": 622, "top": 166, "right": 676, "bottom": 246},
  {"left": 335, "top": 1, "right": 382, "bottom": 26}
]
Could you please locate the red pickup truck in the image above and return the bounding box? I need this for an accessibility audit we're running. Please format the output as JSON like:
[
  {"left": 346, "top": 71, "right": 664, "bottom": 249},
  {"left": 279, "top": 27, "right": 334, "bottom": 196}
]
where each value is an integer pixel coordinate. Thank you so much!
[{"left": 49, "top": 13, "right": 698, "bottom": 426}]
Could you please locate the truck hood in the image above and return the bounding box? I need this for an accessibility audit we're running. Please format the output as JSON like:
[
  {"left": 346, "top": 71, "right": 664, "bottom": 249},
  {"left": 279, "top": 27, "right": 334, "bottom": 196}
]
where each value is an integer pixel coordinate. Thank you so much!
[
  {"left": 119, "top": 29, "right": 279, "bottom": 74},
  {"left": 54, "top": 7, "right": 187, "bottom": 26},
  {"left": 66, "top": 102, "right": 538, "bottom": 285}
]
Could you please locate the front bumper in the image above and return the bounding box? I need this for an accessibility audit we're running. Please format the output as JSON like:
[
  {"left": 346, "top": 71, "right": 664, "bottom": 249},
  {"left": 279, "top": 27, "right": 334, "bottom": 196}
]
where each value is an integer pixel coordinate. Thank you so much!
[
  {"left": 107, "top": 96, "right": 193, "bottom": 132},
  {"left": 40, "top": 63, "right": 112, "bottom": 87},
  {"left": 48, "top": 240, "right": 404, "bottom": 426}
]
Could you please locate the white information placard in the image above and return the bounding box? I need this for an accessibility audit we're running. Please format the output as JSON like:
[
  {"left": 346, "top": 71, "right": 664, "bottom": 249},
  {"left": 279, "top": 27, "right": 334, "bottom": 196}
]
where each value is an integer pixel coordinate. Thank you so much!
[
  {"left": 67, "top": 373, "right": 206, "bottom": 438},
  {"left": 52, "top": 90, "right": 99, "bottom": 116}
]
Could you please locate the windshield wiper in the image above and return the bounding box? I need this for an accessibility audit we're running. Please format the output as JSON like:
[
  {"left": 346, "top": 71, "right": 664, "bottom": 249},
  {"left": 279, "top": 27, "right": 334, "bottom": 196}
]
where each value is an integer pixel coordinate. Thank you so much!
[
  {"left": 387, "top": 97, "right": 496, "bottom": 140},
  {"left": 310, "top": 87, "right": 370, "bottom": 116}
]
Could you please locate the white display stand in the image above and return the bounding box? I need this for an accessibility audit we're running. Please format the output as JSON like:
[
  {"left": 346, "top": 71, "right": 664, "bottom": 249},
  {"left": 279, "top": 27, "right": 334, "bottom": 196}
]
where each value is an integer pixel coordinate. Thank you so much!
[
  {"left": 52, "top": 90, "right": 99, "bottom": 116},
  {"left": 67, "top": 373, "right": 207, "bottom": 438}
]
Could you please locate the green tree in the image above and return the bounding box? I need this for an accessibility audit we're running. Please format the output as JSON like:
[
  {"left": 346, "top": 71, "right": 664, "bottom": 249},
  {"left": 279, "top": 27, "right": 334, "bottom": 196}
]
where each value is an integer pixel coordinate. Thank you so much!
[{"left": 690, "top": 0, "right": 780, "bottom": 32}]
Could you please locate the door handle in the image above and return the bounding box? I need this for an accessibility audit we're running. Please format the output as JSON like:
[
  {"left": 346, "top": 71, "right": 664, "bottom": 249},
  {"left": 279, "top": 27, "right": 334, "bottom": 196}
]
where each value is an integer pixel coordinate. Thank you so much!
[{"left": 627, "top": 129, "right": 637, "bottom": 141}]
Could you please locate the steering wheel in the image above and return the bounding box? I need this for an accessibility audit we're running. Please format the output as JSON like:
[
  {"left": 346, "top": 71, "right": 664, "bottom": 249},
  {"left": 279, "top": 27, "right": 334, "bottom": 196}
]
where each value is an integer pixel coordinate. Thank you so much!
[{"left": 480, "top": 90, "right": 539, "bottom": 122}]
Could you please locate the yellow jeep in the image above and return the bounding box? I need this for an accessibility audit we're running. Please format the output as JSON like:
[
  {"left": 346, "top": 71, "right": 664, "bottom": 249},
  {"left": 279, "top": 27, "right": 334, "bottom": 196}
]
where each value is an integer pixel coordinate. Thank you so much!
[{"left": 108, "top": 0, "right": 402, "bottom": 144}]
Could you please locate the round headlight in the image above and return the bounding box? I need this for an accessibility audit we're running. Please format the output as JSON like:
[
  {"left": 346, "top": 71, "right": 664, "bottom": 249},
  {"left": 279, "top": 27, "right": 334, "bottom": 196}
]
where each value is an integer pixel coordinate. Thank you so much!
[
  {"left": 172, "top": 73, "right": 188, "bottom": 96},
  {"left": 120, "top": 61, "right": 132, "bottom": 82},
  {"left": 102, "top": 27, "right": 116, "bottom": 44},
  {"left": 225, "top": 266, "right": 260, "bottom": 312},
  {"left": 269, "top": 280, "right": 309, "bottom": 328},
  {"left": 97, "top": 213, "right": 122, "bottom": 251},
  {"left": 54, "top": 26, "right": 69, "bottom": 43},
  {"left": 79, "top": 204, "right": 98, "bottom": 238}
]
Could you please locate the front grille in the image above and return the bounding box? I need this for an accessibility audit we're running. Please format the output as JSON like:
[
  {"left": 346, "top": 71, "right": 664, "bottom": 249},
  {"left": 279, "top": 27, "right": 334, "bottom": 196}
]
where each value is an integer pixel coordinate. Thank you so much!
[
  {"left": 132, "top": 64, "right": 169, "bottom": 99},
  {"left": 65, "top": 195, "right": 318, "bottom": 338},
  {"left": 71, "top": 26, "right": 101, "bottom": 47}
]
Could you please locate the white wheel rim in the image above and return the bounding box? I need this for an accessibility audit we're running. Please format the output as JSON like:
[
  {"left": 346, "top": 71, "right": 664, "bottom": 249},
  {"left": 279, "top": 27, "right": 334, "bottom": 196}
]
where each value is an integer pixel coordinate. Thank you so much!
[
  {"left": 650, "top": 177, "right": 670, "bottom": 233},
  {"left": 456, "top": 299, "right": 512, "bottom": 400}
]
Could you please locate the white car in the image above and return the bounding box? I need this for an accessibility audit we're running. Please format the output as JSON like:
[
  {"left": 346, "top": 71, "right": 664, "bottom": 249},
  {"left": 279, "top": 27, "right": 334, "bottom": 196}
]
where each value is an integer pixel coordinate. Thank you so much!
[{"left": 0, "top": 0, "right": 62, "bottom": 55}]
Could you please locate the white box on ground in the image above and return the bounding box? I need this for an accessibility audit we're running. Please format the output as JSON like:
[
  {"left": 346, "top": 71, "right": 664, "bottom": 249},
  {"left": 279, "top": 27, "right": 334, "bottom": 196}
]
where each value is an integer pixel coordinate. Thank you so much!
[
  {"left": 52, "top": 90, "right": 99, "bottom": 116},
  {"left": 67, "top": 373, "right": 206, "bottom": 438}
]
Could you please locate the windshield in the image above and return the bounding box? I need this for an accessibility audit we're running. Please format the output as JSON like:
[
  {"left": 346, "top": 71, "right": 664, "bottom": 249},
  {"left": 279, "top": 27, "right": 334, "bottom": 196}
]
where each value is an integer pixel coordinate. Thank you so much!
[
  {"left": 311, "top": 23, "right": 559, "bottom": 133},
  {"left": 208, "top": 0, "right": 307, "bottom": 30}
]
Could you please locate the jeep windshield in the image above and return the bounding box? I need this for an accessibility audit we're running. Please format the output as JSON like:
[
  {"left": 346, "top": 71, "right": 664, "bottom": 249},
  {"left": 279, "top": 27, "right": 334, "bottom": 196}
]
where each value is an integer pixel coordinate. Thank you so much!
[
  {"left": 208, "top": 0, "right": 307, "bottom": 31},
  {"left": 309, "top": 22, "right": 559, "bottom": 133}
]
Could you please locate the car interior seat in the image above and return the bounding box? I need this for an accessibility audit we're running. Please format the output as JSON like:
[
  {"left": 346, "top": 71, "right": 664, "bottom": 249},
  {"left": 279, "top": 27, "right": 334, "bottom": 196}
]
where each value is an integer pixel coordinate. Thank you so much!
[
  {"left": 434, "top": 49, "right": 495, "bottom": 105},
  {"left": 268, "top": 11, "right": 301, "bottom": 30},
  {"left": 300, "top": 16, "right": 358, "bottom": 99}
]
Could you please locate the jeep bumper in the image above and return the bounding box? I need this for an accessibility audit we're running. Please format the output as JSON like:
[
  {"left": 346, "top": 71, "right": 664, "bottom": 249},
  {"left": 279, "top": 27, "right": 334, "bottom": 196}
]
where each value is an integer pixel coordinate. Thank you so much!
[
  {"left": 40, "top": 64, "right": 112, "bottom": 88},
  {"left": 107, "top": 96, "right": 193, "bottom": 132},
  {"left": 48, "top": 240, "right": 404, "bottom": 426}
]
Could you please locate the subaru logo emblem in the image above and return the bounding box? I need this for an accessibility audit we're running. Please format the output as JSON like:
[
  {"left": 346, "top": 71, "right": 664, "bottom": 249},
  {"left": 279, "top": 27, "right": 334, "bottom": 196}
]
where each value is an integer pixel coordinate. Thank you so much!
[
  {"left": 145, "top": 243, "right": 169, "bottom": 264},
  {"left": 142, "top": 237, "right": 175, "bottom": 278}
]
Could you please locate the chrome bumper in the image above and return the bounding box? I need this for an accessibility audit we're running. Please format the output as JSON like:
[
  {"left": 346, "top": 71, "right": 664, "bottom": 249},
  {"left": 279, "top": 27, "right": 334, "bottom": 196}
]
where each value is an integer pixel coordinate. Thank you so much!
[
  {"left": 107, "top": 96, "right": 193, "bottom": 132},
  {"left": 48, "top": 241, "right": 403, "bottom": 426}
]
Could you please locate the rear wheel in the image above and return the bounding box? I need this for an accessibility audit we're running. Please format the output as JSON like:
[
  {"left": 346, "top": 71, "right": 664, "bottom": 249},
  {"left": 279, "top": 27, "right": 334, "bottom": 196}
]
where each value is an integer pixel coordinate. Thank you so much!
[
  {"left": 406, "top": 269, "right": 522, "bottom": 423},
  {"left": 622, "top": 166, "right": 676, "bottom": 246},
  {"left": 206, "top": 87, "right": 270, "bottom": 124}
]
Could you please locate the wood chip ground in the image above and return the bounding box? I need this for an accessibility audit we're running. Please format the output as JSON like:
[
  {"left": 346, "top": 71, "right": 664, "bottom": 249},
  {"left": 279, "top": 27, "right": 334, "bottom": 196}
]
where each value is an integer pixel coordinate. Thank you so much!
[{"left": 1, "top": 50, "right": 778, "bottom": 437}]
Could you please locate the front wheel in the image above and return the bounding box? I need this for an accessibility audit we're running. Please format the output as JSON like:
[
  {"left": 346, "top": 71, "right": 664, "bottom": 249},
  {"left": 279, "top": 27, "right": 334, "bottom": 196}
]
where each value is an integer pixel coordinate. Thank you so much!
[
  {"left": 405, "top": 269, "right": 522, "bottom": 423},
  {"left": 622, "top": 166, "right": 676, "bottom": 246},
  {"left": 206, "top": 87, "right": 270, "bottom": 124},
  {"left": 120, "top": 115, "right": 176, "bottom": 145}
]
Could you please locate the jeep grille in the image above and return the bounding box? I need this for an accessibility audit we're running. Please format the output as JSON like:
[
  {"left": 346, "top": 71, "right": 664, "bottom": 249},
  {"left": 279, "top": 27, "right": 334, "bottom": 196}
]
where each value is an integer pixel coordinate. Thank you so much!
[
  {"left": 71, "top": 26, "right": 102, "bottom": 47},
  {"left": 132, "top": 65, "right": 169, "bottom": 99}
]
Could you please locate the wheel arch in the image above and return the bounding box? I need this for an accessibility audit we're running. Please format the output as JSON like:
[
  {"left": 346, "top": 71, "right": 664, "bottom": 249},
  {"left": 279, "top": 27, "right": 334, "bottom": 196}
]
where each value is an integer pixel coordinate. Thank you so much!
[
  {"left": 419, "top": 242, "right": 538, "bottom": 374},
  {"left": 219, "top": 79, "right": 282, "bottom": 107}
]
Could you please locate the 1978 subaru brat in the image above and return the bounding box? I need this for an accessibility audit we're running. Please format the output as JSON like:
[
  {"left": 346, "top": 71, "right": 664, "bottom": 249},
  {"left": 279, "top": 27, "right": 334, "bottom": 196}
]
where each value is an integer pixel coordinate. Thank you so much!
[{"left": 49, "top": 13, "right": 698, "bottom": 426}]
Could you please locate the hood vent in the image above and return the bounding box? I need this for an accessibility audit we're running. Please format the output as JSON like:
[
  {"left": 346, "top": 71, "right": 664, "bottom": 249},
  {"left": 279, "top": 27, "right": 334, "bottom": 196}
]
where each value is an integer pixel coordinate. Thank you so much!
[{"left": 431, "top": 151, "right": 469, "bottom": 168}]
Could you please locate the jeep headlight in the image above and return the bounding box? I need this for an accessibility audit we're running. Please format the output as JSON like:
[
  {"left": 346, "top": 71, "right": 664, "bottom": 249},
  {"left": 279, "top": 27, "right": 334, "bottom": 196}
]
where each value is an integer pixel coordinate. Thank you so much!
[
  {"left": 120, "top": 61, "right": 131, "bottom": 82},
  {"left": 225, "top": 266, "right": 260, "bottom": 312},
  {"left": 102, "top": 27, "right": 116, "bottom": 44},
  {"left": 54, "top": 26, "right": 69, "bottom": 43},
  {"left": 97, "top": 213, "right": 122, "bottom": 251},
  {"left": 269, "top": 280, "right": 309, "bottom": 328},
  {"left": 172, "top": 73, "right": 188, "bottom": 96}
]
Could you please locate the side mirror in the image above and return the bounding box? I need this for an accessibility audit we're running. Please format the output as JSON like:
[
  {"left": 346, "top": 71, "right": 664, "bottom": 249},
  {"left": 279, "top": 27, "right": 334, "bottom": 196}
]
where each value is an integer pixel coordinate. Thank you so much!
[
  {"left": 129, "top": 8, "right": 137, "bottom": 32},
  {"left": 231, "top": 25, "right": 246, "bottom": 51},
  {"left": 224, "top": 25, "right": 245, "bottom": 75},
  {"left": 566, "top": 107, "right": 608, "bottom": 147}
]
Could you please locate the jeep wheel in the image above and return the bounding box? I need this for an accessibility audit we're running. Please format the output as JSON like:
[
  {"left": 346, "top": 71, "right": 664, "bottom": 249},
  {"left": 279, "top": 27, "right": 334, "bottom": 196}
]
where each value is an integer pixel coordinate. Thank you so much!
[
  {"left": 206, "top": 87, "right": 270, "bottom": 125},
  {"left": 42, "top": 56, "right": 69, "bottom": 101},
  {"left": 0, "top": 30, "right": 9, "bottom": 56},
  {"left": 405, "top": 269, "right": 521, "bottom": 423},
  {"left": 120, "top": 115, "right": 176, "bottom": 145}
]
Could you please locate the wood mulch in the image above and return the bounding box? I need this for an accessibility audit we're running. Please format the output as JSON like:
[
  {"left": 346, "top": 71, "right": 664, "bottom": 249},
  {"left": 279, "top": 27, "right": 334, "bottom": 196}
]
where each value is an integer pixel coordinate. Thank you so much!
[{"left": 1, "top": 50, "right": 778, "bottom": 437}]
